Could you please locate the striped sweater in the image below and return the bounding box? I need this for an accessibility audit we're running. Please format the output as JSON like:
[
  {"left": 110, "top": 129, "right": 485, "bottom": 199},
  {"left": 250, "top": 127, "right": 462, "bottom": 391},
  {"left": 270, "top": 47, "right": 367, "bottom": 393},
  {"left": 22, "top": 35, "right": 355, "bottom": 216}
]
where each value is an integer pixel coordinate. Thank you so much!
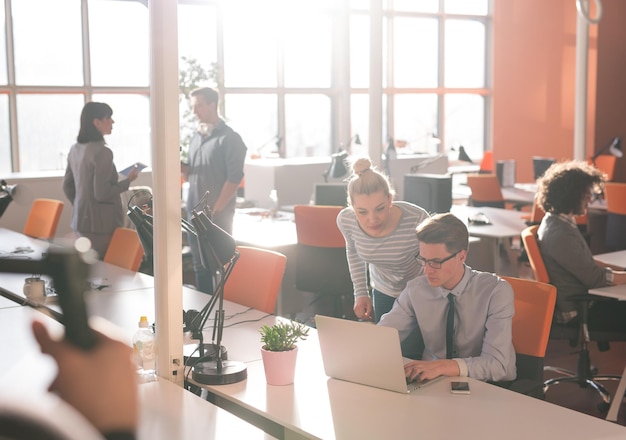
[{"left": 336, "top": 201, "right": 429, "bottom": 299}]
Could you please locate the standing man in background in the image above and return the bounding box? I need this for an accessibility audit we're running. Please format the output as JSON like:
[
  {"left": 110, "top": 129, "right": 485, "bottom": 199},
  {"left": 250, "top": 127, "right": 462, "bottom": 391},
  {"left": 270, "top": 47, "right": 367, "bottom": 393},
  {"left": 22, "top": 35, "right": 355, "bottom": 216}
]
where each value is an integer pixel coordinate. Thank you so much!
[{"left": 182, "top": 87, "right": 247, "bottom": 294}]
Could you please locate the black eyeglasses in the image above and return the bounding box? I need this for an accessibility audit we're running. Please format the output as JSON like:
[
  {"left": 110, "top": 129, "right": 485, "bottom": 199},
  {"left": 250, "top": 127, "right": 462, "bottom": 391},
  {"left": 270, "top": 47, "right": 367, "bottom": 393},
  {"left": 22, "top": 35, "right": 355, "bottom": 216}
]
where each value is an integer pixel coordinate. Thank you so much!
[{"left": 416, "top": 250, "right": 461, "bottom": 269}]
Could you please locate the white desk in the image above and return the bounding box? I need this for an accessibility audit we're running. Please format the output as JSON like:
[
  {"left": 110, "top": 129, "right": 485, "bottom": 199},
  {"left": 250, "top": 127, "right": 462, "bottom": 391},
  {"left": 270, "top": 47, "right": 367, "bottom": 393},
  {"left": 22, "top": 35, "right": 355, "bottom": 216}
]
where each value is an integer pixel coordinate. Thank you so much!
[
  {"left": 594, "top": 250, "right": 626, "bottom": 270},
  {"left": 190, "top": 316, "right": 626, "bottom": 440},
  {"left": 0, "top": 298, "right": 277, "bottom": 439},
  {"left": 3, "top": 259, "right": 625, "bottom": 438},
  {"left": 452, "top": 182, "right": 535, "bottom": 208},
  {"left": 502, "top": 185, "right": 535, "bottom": 207},
  {"left": 0, "top": 227, "right": 155, "bottom": 307},
  {"left": 451, "top": 205, "right": 528, "bottom": 274}
]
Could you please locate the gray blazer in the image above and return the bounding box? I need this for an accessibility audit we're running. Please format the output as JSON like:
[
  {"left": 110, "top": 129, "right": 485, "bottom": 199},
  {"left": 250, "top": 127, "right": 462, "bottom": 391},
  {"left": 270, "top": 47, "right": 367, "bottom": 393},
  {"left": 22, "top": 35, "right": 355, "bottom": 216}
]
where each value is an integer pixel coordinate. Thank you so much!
[{"left": 63, "top": 141, "right": 131, "bottom": 236}]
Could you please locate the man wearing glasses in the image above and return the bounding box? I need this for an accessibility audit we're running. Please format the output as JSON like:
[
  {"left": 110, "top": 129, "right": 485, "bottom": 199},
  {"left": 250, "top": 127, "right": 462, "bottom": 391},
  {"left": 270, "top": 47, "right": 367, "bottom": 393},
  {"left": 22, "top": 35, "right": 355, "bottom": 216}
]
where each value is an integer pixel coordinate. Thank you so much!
[{"left": 379, "top": 213, "right": 517, "bottom": 384}]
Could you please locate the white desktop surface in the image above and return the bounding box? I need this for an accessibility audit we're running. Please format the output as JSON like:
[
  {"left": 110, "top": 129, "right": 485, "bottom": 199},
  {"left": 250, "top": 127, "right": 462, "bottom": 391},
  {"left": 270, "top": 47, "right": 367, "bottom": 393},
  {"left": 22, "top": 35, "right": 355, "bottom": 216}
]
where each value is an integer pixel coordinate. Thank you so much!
[
  {"left": 450, "top": 205, "right": 528, "bottom": 274},
  {"left": 594, "top": 250, "right": 626, "bottom": 269},
  {"left": 0, "top": 298, "right": 276, "bottom": 439},
  {"left": 193, "top": 324, "right": 626, "bottom": 440},
  {"left": 233, "top": 209, "right": 296, "bottom": 249},
  {"left": 588, "top": 284, "right": 626, "bottom": 301},
  {"left": 3, "top": 228, "right": 625, "bottom": 438}
]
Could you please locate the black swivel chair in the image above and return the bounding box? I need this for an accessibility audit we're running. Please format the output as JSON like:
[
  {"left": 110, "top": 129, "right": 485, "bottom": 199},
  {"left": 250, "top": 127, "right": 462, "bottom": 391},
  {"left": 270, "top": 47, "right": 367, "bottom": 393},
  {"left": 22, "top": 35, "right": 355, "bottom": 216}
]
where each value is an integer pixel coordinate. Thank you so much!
[{"left": 293, "top": 205, "right": 355, "bottom": 324}]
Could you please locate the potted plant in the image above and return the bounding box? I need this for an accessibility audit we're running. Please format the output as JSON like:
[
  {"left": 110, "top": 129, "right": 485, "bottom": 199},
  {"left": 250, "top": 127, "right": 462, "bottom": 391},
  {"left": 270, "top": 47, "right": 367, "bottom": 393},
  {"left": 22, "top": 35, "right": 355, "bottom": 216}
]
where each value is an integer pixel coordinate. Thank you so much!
[{"left": 259, "top": 321, "right": 309, "bottom": 385}]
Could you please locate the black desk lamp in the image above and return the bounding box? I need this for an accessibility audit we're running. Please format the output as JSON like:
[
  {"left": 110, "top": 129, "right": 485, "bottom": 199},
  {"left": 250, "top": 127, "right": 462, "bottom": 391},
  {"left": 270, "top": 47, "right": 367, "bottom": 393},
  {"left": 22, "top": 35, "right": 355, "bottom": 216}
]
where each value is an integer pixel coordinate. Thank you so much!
[
  {"left": 254, "top": 134, "right": 283, "bottom": 158},
  {"left": 591, "top": 136, "right": 623, "bottom": 163},
  {"left": 323, "top": 150, "right": 349, "bottom": 183},
  {"left": 457, "top": 145, "right": 474, "bottom": 164},
  {"left": 346, "top": 134, "right": 361, "bottom": 153},
  {"left": 126, "top": 189, "right": 157, "bottom": 260},
  {"left": 0, "top": 180, "right": 19, "bottom": 219},
  {"left": 187, "top": 192, "right": 246, "bottom": 385}
]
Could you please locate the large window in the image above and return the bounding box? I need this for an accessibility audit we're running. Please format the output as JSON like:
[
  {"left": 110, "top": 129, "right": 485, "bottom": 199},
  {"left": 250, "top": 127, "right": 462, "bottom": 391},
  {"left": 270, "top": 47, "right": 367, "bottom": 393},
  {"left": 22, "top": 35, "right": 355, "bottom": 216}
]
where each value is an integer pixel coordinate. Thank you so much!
[
  {"left": 1, "top": 0, "right": 151, "bottom": 173},
  {"left": 0, "top": 0, "right": 492, "bottom": 172}
]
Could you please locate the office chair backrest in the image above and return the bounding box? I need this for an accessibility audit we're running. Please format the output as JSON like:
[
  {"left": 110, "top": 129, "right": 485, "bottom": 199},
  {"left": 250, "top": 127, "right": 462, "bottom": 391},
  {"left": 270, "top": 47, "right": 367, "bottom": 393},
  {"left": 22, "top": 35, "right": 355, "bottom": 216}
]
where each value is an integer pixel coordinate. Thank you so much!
[
  {"left": 293, "top": 205, "right": 345, "bottom": 248},
  {"left": 605, "top": 182, "right": 626, "bottom": 215},
  {"left": 293, "top": 204, "right": 353, "bottom": 318},
  {"left": 521, "top": 225, "right": 550, "bottom": 284},
  {"left": 590, "top": 155, "right": 618, "bottom": 182},
  {"left": 223, "top": 246, "right": 287, "bottom": 314},
  {"left": 528, "top": 196, "right": 545, "bottom": 224},
  {"left": 466, "top": 174, "right": 505, "bottom": 208},
  {"left": 604, "top": 182, "right": 626, "bottom": 251},
  {"left": 103, "top": 227, "right": 144, "bottom": 272},
  {"left": 479, "top": 151, "right": 494, "bottom": 174},
  {"left": 23, "top": 198, "right": 64, "bottom": 239},
  {"left": 502, "top": 275, "right": 556, "bottom": 398},
  {"left": 503, "top": 276, "right": 556, "bottom": 358}
]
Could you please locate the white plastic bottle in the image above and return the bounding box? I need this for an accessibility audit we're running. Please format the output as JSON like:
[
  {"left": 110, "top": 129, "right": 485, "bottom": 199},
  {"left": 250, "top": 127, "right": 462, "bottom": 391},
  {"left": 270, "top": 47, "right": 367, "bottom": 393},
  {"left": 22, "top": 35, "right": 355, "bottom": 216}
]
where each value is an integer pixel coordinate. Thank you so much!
[
  {"left": 269, "top": 189, "right": 279, "bottom": 217},
  {"left": 133, "top": 316, "right": 157, "bottom": 382}
]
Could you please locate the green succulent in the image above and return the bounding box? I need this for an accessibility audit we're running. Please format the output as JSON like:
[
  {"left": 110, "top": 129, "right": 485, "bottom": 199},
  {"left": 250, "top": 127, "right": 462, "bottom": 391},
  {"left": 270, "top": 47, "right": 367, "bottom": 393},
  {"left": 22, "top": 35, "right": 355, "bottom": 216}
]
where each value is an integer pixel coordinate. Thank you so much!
[{"left": 260, "top": 321, "right": 309, "bottom": 352}]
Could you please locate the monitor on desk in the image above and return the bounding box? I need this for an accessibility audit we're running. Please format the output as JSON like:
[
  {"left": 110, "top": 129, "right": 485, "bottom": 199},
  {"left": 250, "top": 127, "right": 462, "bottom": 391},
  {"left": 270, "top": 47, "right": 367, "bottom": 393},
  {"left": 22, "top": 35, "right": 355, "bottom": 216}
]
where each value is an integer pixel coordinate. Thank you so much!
[
  {"left": 404, "top": 174, "right": 452, "bottom": 214},
  {"left": 314, "top": 183, "right": 349, "bottom": 207},
  {"left": 533, "top": 157, "right": 556, "bottom": 180}
]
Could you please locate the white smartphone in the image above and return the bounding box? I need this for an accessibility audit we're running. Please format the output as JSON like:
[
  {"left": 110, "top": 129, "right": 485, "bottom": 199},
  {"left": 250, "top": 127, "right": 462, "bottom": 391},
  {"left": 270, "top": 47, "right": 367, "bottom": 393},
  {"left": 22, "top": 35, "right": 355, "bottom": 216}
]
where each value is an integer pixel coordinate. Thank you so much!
[{"left": 450, "top": 381, "right": 470, "bottom": 394}]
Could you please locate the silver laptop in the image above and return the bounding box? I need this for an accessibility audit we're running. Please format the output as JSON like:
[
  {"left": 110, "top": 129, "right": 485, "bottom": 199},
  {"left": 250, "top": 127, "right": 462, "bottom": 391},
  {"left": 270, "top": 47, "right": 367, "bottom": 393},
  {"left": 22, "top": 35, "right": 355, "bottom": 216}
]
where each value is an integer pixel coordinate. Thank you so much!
[{"left": 315, "top": 315, "right": 442, "bottom": 393}]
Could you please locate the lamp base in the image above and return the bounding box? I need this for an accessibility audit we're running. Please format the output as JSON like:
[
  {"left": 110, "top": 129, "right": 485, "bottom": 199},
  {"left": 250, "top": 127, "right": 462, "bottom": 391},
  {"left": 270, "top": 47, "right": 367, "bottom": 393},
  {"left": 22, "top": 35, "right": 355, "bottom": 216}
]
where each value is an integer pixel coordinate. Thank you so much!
[{"left": 192, "top": 360, "right": 247, "bottom": 385}]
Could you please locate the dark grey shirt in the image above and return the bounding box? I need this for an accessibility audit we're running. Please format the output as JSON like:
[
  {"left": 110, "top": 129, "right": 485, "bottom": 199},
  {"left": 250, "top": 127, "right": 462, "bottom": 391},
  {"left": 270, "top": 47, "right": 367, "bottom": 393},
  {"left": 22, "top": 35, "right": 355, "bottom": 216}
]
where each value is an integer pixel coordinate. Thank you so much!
[
  {"left": 538, "top": 212, "right": 608, "bottom": 318},
  {"left": 185, "top": 119, "right": 246, "bottom": 216}
]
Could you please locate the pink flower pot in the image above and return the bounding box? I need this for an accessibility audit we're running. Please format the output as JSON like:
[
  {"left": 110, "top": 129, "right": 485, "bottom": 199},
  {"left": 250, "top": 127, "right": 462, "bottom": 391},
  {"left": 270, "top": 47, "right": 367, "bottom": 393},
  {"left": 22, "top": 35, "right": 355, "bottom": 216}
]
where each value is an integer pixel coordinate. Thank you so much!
[{"left": 261, "top": 346, "right": 298, "bottom": 385}]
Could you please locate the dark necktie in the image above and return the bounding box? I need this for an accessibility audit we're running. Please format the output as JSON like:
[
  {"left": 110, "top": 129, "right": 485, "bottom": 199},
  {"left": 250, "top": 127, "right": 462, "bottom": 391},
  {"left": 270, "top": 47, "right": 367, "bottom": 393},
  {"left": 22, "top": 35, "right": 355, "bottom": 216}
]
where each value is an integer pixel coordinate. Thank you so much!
[{"left": 446, "top": 293, "right": 455, "bottom": 359}]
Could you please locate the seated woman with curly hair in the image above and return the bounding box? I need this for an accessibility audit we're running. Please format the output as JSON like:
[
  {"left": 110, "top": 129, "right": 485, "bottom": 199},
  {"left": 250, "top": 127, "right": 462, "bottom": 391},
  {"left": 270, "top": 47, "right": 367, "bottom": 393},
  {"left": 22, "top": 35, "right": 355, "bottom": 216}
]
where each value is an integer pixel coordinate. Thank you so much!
[{"left": 536, "top": 160, "right": 626, "bottom": 331}]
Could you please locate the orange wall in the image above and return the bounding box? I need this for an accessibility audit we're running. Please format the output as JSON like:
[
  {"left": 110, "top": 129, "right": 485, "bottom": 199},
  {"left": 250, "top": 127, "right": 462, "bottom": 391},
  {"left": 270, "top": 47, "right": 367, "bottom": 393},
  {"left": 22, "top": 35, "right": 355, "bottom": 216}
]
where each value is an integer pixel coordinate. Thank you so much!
[
  {"left": 593, "top": 0, "right": 626, "bottom": 181},
  {"left": 493, "top": 0, "right": 606, "bottom": 182}
]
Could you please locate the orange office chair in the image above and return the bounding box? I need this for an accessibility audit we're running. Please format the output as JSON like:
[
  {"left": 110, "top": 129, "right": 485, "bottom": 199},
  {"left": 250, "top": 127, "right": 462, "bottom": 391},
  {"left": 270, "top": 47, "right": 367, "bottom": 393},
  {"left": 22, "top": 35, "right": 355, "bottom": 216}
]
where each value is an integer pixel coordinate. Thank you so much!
[
  {"left": 502, "top": 276, "right": 556, "bottom": 399},
  {"left": 604, "top": 182, "right": 626, "bottom": 251},
  {"left": 103, "top": 227, "right": 144, "bottom": 272},
  {"left": 223, "top": 245, "right": 287, "bottom": 314},
  {"left": 23, "top": 199, "right": 64, "bottom": 239},
  {"left": 589, "top": 155, "right": 618, "bottom": 182},
  {"left": 521, "top": 225, "right": 621, "bottom": 406},
  {"left": 466, "top": 174, "right": 505, "bottom": 208},
  {"left": 293, "top": 205, "right": 355, "bottom": 321},
  {"left": 521, "top": 196, "right": 545, "bottom": 226},
  {"left": 479, "top": 151, "right": 494, "bottom": 174}
]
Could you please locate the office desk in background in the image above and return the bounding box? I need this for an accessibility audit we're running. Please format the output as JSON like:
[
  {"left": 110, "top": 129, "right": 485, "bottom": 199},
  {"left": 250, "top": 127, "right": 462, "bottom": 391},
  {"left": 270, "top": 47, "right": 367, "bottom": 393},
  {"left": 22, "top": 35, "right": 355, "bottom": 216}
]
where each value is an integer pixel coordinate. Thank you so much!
[
  {"left": 594, "top": 250, "right": 626, "bottom": 270},
  {"left": 452, "top": 182, "right": 536, "bottom": 208},
  {"left": 450, "top": 205, "right": 528, "bottom": 275}
]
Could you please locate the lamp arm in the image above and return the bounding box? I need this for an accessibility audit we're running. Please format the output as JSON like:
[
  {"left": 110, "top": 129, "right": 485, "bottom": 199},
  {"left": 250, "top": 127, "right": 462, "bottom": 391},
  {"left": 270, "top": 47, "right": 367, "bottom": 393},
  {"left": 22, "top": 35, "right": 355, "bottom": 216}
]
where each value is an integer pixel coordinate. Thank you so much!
[
  {"left": 591, "top": 136, "right": 621, "bottom": 162},
  {"left": 409, "top": 153, "right": 447, "bottom": 173},
  {"left": 190, "top": 251, "right": 239, "bottom": 358}
]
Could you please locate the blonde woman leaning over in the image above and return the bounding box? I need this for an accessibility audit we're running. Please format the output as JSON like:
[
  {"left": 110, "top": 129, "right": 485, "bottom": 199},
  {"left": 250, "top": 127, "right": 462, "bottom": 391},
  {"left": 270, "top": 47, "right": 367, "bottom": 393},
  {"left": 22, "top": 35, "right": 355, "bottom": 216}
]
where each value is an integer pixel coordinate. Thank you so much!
[{"left": 337, "top": 157, "right": 430, "bottom": 325}]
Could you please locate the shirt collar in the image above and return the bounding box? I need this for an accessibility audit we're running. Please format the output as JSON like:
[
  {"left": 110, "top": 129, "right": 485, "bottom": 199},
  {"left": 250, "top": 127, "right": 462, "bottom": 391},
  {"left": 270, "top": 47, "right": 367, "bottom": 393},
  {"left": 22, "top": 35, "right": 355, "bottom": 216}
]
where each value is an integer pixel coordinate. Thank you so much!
[
  {"left": 551, "top": 212, "right": 578, "bottom": 228},
  {"left": 438, "top": 265, "right": 470, "bottom": 299}
]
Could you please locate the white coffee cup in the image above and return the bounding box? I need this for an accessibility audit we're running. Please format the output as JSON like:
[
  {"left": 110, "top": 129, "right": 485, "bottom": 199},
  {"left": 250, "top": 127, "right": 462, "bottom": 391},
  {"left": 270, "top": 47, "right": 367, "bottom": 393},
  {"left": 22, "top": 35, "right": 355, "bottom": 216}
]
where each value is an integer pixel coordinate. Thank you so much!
[{"left": 23, "top": 277, "right": 46, "bottom": 303}]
